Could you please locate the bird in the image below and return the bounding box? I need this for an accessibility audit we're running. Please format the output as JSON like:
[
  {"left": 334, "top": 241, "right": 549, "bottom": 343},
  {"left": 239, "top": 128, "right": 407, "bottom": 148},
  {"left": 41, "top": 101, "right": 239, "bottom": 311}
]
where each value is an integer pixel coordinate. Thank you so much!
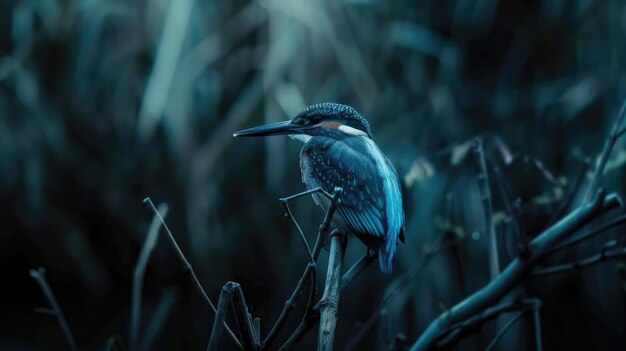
[{"left": 233, "top": 103, "right": 405, "bottom": 274}]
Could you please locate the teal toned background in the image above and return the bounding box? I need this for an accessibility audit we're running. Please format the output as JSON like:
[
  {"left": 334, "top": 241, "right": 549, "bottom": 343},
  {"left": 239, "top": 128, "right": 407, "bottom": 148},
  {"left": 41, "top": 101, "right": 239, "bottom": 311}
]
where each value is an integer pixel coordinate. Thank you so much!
[{"left": 1, "top": 0, "right": 626, "bottom": 350}]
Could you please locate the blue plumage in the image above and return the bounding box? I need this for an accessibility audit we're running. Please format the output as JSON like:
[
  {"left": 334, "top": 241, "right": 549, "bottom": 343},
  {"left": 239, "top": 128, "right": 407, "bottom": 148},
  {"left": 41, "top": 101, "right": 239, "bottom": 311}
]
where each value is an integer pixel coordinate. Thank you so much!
[{"left": 234, "top": 103, "right": 406, "bottom": 273}]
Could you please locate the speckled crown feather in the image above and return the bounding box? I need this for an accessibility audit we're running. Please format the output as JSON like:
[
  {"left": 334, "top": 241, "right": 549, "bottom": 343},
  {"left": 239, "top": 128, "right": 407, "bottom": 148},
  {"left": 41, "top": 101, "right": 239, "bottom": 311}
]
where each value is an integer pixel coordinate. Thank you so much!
[{"left": 295, "top": 103, "right": 373, "bottom": 138}]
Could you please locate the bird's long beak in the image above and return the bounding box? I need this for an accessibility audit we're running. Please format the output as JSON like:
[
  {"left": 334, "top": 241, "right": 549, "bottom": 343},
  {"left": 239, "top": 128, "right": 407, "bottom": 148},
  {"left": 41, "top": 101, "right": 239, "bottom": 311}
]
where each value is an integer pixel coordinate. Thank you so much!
[{"left": 233, "top": 120, "right": 305, "bottom": 137}]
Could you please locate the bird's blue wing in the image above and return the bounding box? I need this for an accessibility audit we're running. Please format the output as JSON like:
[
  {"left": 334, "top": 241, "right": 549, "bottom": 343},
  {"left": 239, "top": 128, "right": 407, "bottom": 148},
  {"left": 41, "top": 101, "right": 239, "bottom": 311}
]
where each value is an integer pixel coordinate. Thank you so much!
[{"left": 301, "top": 137, "right": 387, "bottom": 239}]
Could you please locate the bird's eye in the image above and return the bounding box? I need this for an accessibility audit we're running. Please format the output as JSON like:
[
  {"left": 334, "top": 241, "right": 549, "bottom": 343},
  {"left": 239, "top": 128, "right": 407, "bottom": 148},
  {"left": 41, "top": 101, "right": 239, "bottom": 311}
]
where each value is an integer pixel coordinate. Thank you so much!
[{"left": 295, "top": 118, "right": 311, "bottom": 126}]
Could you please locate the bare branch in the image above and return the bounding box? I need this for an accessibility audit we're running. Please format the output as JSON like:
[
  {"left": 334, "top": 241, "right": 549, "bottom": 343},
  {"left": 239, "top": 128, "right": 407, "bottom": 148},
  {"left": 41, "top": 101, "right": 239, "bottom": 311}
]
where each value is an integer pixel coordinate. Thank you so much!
[
  {"left": 263, "top": 187, "right": 342, "bottom": 350},
  {"left": 435, "top": 300, "right": 523, "bottom": 348},
  {"left": 231, "top": 283, "right": 260, "bottom": 350},
  {"left": 344, "top": 236, "right": 453, "bottom": 351},
  {"left": 583, "top": 98, "right": 626, "bottom": 202},
  {"left": 318, "top": 234, "right": 347, "bottom": 351},
  {"left": 254, "top": 318, "right": 261, "bottom": 345},
  {"left": 533, "top": 241, "right": 626, "bottom": 276},
  {"left": 29, "top": 267, "right": 77, "bottom": 351},
  {"left": 544, "top": 213, "right": 626, "bottom": 257},
  {"left": 207, "top": 283, "right": 236, "bottom": 351},
  {"left": 265, "top": 186, "right": 378, "bottom": 351},
  {"left": 409, "top": 190, "right": 622, "bottom": 351},
  {"left": 279, "top": 248, "right": 377, "bottom": 351},
  {"left": 142, "top": 197, "right": 242, "bottom": 349},
  {"left": 279, "top": 187, "right": 333, "bottom": 202},
  {"left": 278, "top": 309, "right": 320, "bottom": 351},
  {"left": 435, "top": 297, "right": 541, "bottom": 350},
  {"left": 523, "top": 298, "right": 543, "bottom": 351},
  {"left": 281, "top": 199, "right": 314, "bottom": 263},
  {"left": 340, "top": 250, "right": 377, "bottom": 290},
  {"left": 483, "top": 310, "right": 526, "bottom": 351}
]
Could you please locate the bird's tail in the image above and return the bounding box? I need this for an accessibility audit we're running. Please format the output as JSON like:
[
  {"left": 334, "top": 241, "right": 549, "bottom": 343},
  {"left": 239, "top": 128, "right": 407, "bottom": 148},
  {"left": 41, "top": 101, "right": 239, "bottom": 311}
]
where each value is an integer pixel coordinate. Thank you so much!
[{"left": 378, "top": 243, "right": 395, "bottom": 274}]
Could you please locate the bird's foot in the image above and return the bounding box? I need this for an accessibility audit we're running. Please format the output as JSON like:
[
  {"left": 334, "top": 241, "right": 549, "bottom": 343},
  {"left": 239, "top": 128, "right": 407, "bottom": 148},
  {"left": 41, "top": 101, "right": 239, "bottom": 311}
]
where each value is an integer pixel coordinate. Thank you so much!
[
  {"left": 323, "top": 229, "right": 343, "bottom": 251},
  {"left": 329, "top": 229, "right": 347, "bottom": 246}
]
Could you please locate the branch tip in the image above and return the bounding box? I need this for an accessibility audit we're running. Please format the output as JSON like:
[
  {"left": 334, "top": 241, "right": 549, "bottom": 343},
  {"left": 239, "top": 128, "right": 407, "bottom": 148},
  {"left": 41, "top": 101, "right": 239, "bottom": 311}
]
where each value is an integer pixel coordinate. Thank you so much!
[
  {"left": 604, "top": 193, "right": 623, "bottom": 209},
  {"left": 142, "top": 197, "right": 152, "bottom": 207}
]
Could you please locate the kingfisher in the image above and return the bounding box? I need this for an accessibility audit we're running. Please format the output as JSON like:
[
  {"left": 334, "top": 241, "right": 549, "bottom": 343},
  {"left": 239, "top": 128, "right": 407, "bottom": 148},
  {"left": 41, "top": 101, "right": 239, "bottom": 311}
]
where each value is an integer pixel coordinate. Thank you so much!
[{"left": 233, "top": 103, "right": 405, "bottom": 273}]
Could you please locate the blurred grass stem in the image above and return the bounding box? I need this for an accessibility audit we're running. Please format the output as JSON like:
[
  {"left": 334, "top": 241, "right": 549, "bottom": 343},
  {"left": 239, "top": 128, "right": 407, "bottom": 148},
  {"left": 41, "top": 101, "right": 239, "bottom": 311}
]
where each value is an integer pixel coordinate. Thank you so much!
[
  {"left": 131, "top": 203, "right": 169, "bottom": 351},
  {"left": 29, "top": 267, "right": 77, "bottom": 351}
]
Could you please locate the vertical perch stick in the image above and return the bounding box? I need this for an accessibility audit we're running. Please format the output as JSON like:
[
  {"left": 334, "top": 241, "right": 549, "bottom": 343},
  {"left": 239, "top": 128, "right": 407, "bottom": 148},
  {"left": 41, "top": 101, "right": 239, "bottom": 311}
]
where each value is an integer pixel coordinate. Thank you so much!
[
  {"left": 207, "top": 284, "right": 235, "bottom": 351},
  {"left": 231, "top": 283, "right": 259, "bottom": 350},
  {"left": 318, "top": 234, "right": 347, "bottom": 351},
  {"left": 207, "top": 282, "right": 259, "bottom": 351}
]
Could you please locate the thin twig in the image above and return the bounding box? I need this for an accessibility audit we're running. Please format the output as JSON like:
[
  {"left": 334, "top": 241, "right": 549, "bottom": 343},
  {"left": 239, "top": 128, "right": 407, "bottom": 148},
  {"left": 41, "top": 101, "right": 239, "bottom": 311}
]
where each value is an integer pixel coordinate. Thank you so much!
[
  {"left": 318, "top": 234, "right": 347, "bottom": 351},
  {"left": 474, "top": 138, "right": 500, "bottom": 279},
  {"left": 231, "top": 283, "right": 260, "bottom": 350},
  {"left": 340, "top": 250, "right": 377, "bottom": 290},
  {"left": 483, "top": 309, "right": 527, "bottom": 351},
  {"left": 544, "top": 159, "right": 590, "bottom": 228},
  {"left": 273, "top": 187, "right": 382, "bottom": 351},
  {"left": 143, "top": 197, "right": 242, "bottom": 350},
  {"left": 533, "top": 242, "right": 626, "bottom": 276},
  {"left": 131, "top": 203, "right": 169, "bottom": 351},
  {"left": 409, "top": 190, "right": 621, "bottom": 351},
  {"left": 254, "top": 318, "right": 261, "bottom": 345},
  {"left": 278, "top": 309, "right": 320, "bottom": 351},
  {"left": 281, "top": 200, "right": 314, "bottom": 263},
  {"left": 263, "top": 187, "right": 341, "bottom": 350},
  {"left": 544, "top": 213, "right": 626, "bottom": 257},
  {"left": 583, "top": 99, "right": 626, "bottom": 202},
  {"left": 279, "top": 187, "right": 333, "bottom": 202},
  {"left": 435, "top": 300, "right": 523, "bottom": 349},
  {"left": 344, "top": 236, "right": 453, "bottom": 351},
  {"left": 207, "top": 283, "right": 236, "bottom": 351},
  {"left": 280, "top": 248, "right": 378, "bottom": 351},
  {"left": 29, "top": 267, "right": 78, "bottom": 351},
  {"left": 521, "top": 298, "right": 543, "bottom": 351}
]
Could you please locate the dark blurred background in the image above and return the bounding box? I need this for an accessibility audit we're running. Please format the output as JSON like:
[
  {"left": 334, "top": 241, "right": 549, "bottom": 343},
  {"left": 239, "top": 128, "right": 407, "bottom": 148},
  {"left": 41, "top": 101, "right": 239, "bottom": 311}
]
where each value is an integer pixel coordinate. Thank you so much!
[{"left": 2, "top": 0, "right": 626, "bottom": 350}]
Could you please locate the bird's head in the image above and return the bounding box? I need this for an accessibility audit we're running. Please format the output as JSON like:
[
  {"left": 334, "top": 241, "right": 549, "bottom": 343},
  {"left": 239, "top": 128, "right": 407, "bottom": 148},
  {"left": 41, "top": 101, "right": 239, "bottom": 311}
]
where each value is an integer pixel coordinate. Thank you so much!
[{"left": 233, "top": 103, "right": 373, "bottom": 140}]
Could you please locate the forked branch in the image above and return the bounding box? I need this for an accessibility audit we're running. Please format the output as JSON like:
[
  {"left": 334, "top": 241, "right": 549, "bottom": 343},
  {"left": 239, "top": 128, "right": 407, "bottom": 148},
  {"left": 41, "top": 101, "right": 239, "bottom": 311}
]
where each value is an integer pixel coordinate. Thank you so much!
[
  {"left": 409, "top": 190, "right": 622, "bottom": 351},
  {"left": 262, "top": 187, "right": 341, "bottom": 350}
]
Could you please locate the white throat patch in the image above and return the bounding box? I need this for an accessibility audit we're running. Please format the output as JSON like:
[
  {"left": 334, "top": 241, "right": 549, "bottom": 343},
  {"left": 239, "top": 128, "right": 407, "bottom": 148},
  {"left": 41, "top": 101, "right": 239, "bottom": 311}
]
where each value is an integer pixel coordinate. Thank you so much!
[{"left": 289, "top": 134, "right": 312, "bottom": 143}]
